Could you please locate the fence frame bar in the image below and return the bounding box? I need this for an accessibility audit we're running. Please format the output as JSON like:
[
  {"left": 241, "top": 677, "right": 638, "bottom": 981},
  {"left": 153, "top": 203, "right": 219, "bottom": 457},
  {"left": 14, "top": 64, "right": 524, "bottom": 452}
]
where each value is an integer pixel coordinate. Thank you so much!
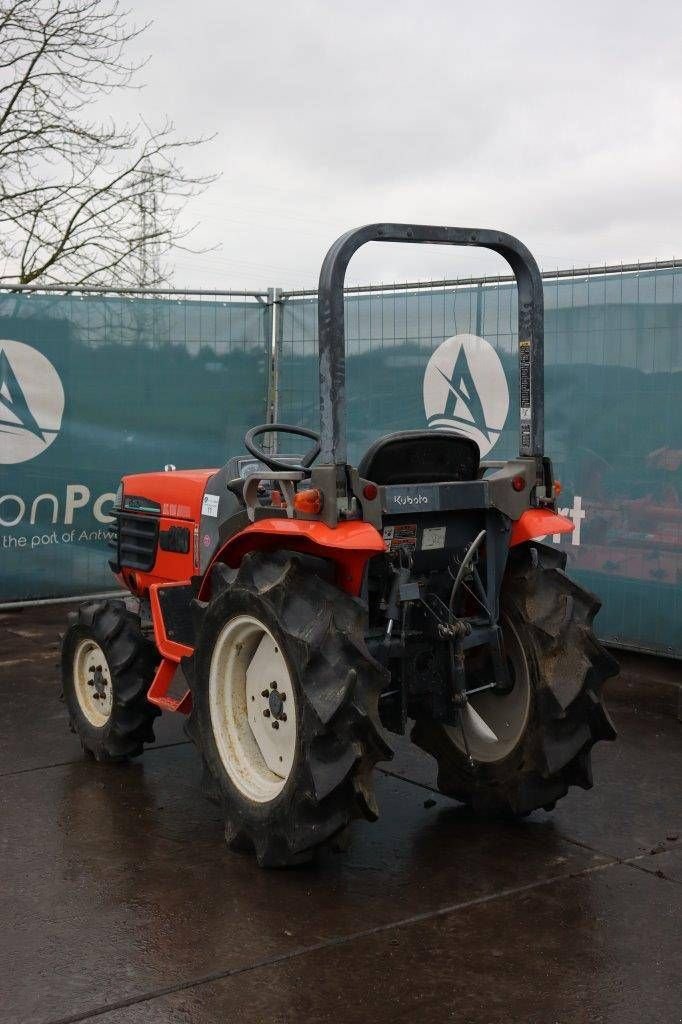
[
  {"left": 281, "top": 258, "right": 682, "bottom": 299},
  {"left": 0, "top": 284, "right": 267, "bottom": 298}
]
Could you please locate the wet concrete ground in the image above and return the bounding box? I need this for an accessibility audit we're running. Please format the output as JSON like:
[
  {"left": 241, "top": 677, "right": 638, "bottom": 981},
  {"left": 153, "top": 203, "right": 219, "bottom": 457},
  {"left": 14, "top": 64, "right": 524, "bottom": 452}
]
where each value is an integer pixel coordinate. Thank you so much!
[{"left": 1, "top": 603, "right": 680, "bottom": 1024}]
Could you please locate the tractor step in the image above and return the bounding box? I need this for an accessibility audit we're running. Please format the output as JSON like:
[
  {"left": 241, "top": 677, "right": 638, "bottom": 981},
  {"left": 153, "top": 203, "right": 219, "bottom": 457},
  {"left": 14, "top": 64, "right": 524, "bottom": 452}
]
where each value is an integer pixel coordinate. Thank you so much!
[
  {"left": 147, "top": 657, "right": 192, "bottom": 714},
  {"left": 147, "top": 583, "right": 194, "bottom": 714}
]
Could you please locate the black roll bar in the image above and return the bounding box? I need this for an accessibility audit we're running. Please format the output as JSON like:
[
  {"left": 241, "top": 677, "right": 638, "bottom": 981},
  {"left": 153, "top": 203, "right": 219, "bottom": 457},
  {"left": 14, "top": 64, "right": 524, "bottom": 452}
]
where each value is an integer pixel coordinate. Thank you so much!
[{"left": 317, "top": 223, "right": 544, "bottom": 469}]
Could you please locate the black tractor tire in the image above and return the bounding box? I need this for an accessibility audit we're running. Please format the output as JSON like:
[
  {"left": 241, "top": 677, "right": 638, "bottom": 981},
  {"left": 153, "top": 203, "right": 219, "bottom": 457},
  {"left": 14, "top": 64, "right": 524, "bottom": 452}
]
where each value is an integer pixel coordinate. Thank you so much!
[
  {"left": 185, "top": 552, "right": 392, "bottom": 867},
  {"left": 61, "top": 599, "right": 161, "bottom": 761},
  {"left": 411, "top": 541, "right": 619, "bottom": 816}
]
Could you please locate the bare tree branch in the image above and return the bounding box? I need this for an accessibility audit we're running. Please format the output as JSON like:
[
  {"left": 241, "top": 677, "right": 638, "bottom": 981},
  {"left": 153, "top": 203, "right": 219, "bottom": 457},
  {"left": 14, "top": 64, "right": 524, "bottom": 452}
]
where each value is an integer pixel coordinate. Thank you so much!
[{"left": 0, "top": 0, "right": 216, "bottom": 286}]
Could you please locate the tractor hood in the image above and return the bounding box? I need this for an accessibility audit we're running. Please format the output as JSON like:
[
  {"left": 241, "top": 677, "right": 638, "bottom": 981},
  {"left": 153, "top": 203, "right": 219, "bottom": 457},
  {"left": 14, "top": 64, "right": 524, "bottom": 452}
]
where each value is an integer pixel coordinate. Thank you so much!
[{"left": 120, "top": 468, "right": 217, "bottom": 522}]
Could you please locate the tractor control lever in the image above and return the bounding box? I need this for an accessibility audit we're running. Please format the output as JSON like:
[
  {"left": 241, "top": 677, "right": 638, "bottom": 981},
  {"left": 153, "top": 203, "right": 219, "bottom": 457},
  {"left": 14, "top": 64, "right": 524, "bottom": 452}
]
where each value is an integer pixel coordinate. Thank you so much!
[{"left": 381, "top": 555, "right": 413, "bottom": 653}]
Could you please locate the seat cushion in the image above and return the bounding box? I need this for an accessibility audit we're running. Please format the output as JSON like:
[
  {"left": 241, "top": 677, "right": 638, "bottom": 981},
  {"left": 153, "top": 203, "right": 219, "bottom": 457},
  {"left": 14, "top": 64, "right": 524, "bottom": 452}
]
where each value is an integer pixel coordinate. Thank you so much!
[{"left": 358, "top": 430, "right": 480, "bottom": 485}]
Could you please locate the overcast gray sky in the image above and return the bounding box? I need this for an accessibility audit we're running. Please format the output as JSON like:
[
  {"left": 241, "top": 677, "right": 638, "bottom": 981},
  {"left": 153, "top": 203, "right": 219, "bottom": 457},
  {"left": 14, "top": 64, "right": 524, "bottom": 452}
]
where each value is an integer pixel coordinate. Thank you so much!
[{"left": 122, "top": 0, "right": 682, "bottom": 290}]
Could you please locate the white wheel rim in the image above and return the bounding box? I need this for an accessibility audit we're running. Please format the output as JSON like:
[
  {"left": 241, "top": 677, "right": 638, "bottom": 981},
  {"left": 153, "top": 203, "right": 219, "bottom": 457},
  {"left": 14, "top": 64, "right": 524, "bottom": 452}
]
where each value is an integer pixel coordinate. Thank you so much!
[
  {"left": 447, "top": 616, "right": 531, "bottom": 764},
  {"left": 209, "top": 614, "right": 297, "bottom": 803},
  {"left": 73, "top": 638, "right": 113, "bottom": 728}
]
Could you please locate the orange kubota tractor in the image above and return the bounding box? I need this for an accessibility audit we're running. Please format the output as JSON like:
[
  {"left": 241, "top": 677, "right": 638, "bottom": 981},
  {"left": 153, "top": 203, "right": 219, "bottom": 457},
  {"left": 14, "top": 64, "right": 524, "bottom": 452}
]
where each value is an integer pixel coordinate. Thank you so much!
[{"left": 61, "top": 224, "right": 618, "bottom": 867}]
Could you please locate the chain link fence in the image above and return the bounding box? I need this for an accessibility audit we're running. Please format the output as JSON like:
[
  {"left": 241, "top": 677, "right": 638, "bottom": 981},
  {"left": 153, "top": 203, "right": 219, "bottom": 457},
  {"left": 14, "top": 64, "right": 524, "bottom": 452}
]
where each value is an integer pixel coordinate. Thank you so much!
[
  {"left": 277, "top": 264, "right": 682, "bottom": 657},
  {"left": 0, "top": 288, "right": 269, "bottom": 602},
  {"left": 1, "top": 262, "right": 680, "bottom": 657}
]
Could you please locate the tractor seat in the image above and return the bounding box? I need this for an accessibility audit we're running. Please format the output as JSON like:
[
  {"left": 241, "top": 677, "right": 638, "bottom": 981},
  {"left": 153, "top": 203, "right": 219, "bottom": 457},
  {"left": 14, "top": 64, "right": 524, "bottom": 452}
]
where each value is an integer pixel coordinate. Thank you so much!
[{"left": 358, "top": 430, "right": 480, "bottom": 486}]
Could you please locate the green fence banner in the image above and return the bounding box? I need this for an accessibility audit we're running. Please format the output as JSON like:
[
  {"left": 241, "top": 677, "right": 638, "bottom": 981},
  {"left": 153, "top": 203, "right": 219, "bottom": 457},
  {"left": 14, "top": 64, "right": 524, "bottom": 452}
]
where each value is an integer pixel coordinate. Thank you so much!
[
  {"left": 2, "top": 268, "right": 680, "bottom": 660},
  {"left": 0, "top": 292, "right": 269, "bottom": 602}
]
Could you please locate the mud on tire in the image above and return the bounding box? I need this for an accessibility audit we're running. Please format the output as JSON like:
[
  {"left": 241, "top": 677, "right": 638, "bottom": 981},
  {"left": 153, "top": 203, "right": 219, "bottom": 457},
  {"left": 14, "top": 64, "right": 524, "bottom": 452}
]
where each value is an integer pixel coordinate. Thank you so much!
[
  {"left": 185, "top": 551, "right": 392, "bottom": 867},
  {"left": 61, "top": 599, "right": 161, "bottom": 761},
  {"left": 411, "top": 542, "right": 619, "bottom": 816}
]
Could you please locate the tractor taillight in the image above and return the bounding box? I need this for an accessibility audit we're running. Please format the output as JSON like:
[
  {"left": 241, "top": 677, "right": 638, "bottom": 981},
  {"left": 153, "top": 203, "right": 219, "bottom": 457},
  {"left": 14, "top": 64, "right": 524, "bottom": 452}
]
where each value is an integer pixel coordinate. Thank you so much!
[
  {"left": 294, "top": 488, "right": 323, "bottom": 514},
  {"left": 554, "top": 480, "right": 563, "bottom": 496},
  {"left": 512, "top": 475, "right": 526, "bottom": 492},
  {"left": 363, "top": 483, "right": 378, "bottom": 500}
]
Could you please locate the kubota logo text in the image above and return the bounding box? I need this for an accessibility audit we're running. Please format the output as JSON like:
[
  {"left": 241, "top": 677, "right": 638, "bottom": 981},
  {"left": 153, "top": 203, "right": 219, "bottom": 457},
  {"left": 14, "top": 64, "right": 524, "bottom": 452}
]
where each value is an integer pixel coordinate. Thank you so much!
[
  {"left": 0, "top": 340, "right": 64, "bottom": 464},
  {"left": 423, "top": 333, "right": 509, "bottom": 457}
]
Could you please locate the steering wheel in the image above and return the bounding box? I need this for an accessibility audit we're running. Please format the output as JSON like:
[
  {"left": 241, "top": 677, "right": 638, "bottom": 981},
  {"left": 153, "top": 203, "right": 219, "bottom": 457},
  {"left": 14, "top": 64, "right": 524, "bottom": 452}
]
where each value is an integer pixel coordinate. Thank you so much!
[{"left": 244, "top": 423, "right": 321, "bottom": 473}]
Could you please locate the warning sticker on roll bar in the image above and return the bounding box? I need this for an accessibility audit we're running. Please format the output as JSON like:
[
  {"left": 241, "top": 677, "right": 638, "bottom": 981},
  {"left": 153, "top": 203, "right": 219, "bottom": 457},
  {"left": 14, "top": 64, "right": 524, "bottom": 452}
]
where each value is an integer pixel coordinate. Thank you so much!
[
  {"left": 519, "top": 338, "right": 533, "bottom": 452},
  {"left": 519, "top": 338, "right": 532, "bottom": 420}
]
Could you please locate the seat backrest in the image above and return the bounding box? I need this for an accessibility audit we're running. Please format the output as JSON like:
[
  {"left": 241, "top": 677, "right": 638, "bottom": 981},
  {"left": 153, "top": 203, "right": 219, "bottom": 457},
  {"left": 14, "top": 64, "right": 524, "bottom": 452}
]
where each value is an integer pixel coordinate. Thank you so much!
[{"left": 358, "top": 430, "right": 480, "bottom": 485}]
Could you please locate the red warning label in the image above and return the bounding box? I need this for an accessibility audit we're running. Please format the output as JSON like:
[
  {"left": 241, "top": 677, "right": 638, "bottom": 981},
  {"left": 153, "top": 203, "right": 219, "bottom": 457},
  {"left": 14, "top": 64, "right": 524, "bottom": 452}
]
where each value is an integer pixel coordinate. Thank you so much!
[{"left": 382, "top": 523, "right": 417, "bottom": 553}]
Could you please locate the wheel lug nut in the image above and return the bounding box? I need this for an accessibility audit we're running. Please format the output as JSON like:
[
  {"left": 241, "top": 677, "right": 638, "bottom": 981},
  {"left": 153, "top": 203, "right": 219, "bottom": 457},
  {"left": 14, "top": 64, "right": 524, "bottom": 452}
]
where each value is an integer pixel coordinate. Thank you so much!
[
  {"left": 88, "top": 666, "right": 95, "bottom": 673},
  {"left": 280, "top": 692, "right": 286, "bottom": 701},
  {"left": 270, "top": 681, "right": 277, "bottom": 690},
  {"left": 272, "top": 721, "right": 279, "bottom": 730},
  {"left": 261, "top": 689, "right": 269, "bottom": 698},
  {"left": 281, "top": 713, "right": 287, "bottom": 722},
  {"left": 263, "top": 709, "right": 270, "bottom": 718}
]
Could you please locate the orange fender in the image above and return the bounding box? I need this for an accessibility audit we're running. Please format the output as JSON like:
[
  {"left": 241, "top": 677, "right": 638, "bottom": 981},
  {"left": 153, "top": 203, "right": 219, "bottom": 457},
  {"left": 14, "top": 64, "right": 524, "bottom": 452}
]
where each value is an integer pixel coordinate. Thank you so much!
[
  {"left": 200, "top": 518, "right": 386, "bottom": 599},
  {"left": 510, "top": 508, "right": 573, "bottom": 547}
]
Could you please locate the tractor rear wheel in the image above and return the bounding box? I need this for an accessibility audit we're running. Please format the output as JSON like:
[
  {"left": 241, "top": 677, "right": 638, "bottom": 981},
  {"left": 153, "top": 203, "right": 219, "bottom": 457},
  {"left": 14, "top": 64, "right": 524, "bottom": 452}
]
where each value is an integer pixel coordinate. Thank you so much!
[
  {"left": 61, "top": 599, "right": 160, "bottom": 761},
  {"left": 186, "top": 552, "right": 392, "bottom": 867},
  {"left": 411, "top": 542, "right": 618, "bottom": 816}
]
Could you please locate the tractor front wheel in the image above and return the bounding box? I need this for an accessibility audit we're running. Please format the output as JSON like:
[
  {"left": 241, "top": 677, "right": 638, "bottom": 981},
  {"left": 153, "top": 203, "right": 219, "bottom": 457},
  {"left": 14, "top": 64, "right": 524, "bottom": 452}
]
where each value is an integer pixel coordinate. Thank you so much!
[
  {"left": 186, "top": 552, "right": 392, "bottom": 867},
  {"left": 61, "top": 599, "right": 160, "bottom": 761}
]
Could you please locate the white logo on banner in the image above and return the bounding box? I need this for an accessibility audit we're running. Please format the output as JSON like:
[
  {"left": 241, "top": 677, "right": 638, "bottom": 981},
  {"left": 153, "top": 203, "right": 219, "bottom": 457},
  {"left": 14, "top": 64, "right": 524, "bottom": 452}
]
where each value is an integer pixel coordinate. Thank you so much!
[
  {"left": 423, "top": 333, "right": 509, "bottom": 457},
  {"left": 0, "top": 340, "right": 64, "bottom": 464}
]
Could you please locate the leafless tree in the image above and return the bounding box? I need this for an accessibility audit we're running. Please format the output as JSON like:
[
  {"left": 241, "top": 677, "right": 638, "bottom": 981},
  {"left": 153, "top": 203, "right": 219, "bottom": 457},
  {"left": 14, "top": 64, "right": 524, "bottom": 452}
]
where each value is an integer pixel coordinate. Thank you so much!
[{"left": 0, "top": 0, "right": 215, "bottom": 287}]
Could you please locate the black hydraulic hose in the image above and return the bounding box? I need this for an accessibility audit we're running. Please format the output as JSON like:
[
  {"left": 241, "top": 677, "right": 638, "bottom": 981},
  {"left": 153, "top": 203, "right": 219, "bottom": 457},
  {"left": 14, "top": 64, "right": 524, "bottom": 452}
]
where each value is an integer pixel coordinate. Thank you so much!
[
  {"left": 448, "top": 530, "right": 486, "bottom": 617},
  {"left": 447, "top": 529, "right": 486, "bottom": 769}
]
